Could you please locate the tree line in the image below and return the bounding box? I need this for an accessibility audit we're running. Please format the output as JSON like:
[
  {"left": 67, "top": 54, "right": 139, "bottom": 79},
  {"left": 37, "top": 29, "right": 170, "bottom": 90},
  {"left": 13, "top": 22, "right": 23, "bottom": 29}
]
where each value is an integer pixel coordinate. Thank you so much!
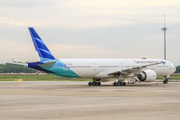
[
  {"left": 0, "top": 63, "right": 37, "bottom": 73},
  {"left": 175, "top": 66, "right": 180, "bottom": 73}
]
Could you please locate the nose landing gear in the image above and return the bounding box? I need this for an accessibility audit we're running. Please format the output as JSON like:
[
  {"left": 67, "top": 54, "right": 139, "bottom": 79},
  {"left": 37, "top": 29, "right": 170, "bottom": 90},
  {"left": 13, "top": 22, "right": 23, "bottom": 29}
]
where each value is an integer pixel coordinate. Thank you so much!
[{"left": 163, "top": 76, "right": 168, "bottom": 84}]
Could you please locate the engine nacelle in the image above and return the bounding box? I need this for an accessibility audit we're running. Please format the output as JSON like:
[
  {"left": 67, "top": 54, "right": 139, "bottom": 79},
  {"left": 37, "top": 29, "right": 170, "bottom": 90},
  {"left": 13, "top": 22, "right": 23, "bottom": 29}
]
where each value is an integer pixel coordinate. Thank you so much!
[{"left": 137, "top": 70, "right": 157, "bottom": 82}]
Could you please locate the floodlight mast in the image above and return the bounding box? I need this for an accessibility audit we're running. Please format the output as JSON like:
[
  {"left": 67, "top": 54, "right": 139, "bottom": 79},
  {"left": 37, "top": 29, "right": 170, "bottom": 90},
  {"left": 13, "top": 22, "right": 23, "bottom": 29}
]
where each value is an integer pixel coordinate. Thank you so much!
[{"left": 161, "top": 14, "right": 167, "bottom": 60}]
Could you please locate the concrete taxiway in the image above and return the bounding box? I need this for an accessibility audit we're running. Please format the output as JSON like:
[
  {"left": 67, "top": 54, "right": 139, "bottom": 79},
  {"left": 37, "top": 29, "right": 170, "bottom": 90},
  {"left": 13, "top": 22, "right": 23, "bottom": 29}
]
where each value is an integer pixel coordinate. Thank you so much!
[{"left": 0, "top": 81, "right": 180, "bottom": 120}]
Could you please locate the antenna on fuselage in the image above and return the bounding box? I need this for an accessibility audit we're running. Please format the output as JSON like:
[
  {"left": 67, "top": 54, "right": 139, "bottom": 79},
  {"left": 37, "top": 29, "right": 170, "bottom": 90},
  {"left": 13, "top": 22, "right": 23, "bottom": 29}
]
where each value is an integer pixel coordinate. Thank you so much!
[{"left": 161, "top": 14, "right": 168, "bottom": 60}]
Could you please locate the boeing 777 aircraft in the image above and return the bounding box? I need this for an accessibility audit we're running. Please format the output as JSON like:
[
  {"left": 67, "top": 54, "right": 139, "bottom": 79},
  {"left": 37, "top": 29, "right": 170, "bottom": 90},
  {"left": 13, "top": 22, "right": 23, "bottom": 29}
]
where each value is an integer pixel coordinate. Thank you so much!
[{"left": 12, "top": 27, "right": 177, "bottom": 86}]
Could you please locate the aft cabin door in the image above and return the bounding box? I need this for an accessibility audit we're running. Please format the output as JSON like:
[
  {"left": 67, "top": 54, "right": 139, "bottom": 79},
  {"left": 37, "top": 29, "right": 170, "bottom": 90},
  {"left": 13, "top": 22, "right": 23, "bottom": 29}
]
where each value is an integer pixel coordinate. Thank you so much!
[{"left": 93, "top": 63, "right": 96, "bottom": 71}]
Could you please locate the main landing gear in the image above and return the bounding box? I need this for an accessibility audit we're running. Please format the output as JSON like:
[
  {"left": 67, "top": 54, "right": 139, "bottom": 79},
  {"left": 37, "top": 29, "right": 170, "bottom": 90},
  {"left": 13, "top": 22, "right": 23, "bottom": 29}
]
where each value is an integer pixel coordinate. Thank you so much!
[
  {"left": 113, "top": 81, "right": 126, "bottom": 86},
  {"left": 88, "top": 81, "right": 101, "bottom": 86},
  {"left": 88, "top": 78, "right": 101, "bottom": 86},
  {"left": 163, "top": 76, "right": 169, "bottom": 84}
]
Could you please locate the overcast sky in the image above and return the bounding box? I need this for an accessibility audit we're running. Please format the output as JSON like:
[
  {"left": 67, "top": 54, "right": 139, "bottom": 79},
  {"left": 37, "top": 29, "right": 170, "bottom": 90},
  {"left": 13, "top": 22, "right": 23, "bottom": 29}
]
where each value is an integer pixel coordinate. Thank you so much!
[{"left": 0, "top": 0, "right": 180, "bottom": 65}]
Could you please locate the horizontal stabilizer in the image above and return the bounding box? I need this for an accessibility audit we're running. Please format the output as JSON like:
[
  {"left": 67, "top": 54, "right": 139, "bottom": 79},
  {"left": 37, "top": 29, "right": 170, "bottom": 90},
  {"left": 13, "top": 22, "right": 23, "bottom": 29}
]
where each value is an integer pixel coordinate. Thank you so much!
[
  {"left": 38, "top": 61, "right": 57, "bottom": 68},
  {"left": 6, "top": 62, "right": 28, "bottom": 66}
]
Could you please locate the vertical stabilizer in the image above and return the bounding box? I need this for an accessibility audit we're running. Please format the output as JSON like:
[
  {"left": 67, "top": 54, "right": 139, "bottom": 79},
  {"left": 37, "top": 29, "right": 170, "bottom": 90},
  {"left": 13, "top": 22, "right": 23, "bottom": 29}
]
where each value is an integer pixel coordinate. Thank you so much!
[{"left": 28, "top": 27, "right": 55, "bottom": 61}]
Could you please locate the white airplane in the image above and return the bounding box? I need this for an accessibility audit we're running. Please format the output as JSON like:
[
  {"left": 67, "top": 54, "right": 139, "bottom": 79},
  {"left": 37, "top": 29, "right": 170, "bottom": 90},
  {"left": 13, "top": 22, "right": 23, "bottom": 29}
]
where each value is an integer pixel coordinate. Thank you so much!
[{"left": 26, "top": 27, "right": 176, "bottom": 86}]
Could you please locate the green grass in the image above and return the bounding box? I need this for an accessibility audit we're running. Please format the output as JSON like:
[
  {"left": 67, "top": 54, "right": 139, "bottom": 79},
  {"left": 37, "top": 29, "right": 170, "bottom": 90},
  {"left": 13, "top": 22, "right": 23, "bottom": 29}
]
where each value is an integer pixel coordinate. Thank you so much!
[
  {"left": 0, "top": 75, "right": 92, "bottom": 81},
  {"left": 157, "top": 75, "right": 180, "bottom": 80},
  {"left": 168, "top": 75, "right": 180, "bottom": 78},
  {"left": 0, "top": 74, "right": 180, "bottom": 81}
]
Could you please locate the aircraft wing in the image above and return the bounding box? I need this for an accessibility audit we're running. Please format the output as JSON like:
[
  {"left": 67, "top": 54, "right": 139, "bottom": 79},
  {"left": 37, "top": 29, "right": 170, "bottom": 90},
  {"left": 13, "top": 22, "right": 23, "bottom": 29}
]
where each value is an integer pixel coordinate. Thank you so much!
[
  {"left": 6, "top": 62, "right": 28, "bottom": 66},
  {"left": 108, "top": 60, "right": 165, "bottom": 76}
]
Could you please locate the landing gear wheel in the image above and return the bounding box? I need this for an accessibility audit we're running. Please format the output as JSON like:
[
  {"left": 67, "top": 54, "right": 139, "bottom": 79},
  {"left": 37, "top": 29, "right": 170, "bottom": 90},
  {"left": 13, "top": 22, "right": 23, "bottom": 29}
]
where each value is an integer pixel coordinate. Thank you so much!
[
  {"left": 88, "top": 82, "right": 92, "bottom": 86},
  {"left": 97, "top": 82, "right": 101, "bottom": 86},
  {"left": 120, "top": 82, "right": 123, "bottom": 86},
  {"left": 94, "top": 82, "right": 97, "bottom": 86},
  {"left": 117, "top": 82, "right": 121, "bottom": 86},
  {"left": 122, "top": 82, "right": 126, "bottom": 86},
  {"left": 92, "top": 82, "right": 95, "bottom": 86},
  {"left": 113, "top": 82, "right": 117, "bottom": 86}
]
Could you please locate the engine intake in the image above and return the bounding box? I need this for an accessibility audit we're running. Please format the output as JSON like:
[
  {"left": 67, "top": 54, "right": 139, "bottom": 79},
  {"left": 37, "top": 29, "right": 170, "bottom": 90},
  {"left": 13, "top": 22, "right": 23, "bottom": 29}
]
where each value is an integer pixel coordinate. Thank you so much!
[{"left": 137, "top": 70, "right": 157, "bottom": 82}]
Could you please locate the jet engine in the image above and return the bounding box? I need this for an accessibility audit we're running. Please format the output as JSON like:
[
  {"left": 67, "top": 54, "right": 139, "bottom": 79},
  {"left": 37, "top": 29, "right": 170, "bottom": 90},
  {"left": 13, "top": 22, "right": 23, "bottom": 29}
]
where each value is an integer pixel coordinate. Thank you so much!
[{"left": 137, "top": 70, "right": 157, "bottom": 82}]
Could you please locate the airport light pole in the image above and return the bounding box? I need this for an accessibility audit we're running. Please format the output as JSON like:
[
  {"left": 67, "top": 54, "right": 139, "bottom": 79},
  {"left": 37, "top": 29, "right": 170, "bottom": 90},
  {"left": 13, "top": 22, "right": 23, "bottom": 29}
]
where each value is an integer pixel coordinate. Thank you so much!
[{"left": 161, "top": 14, "right": 167, "bottom": 60}]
